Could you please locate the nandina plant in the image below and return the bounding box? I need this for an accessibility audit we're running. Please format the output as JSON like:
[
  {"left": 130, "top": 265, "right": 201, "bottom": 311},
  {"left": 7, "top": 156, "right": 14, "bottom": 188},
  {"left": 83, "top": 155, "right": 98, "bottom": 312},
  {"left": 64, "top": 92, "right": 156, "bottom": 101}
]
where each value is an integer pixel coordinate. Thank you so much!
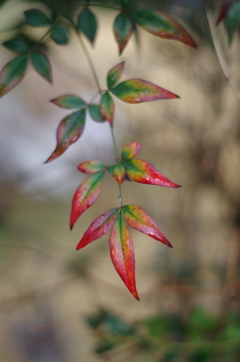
[{"left": 3, "top": 0, "right": 237, "bottom": 299}]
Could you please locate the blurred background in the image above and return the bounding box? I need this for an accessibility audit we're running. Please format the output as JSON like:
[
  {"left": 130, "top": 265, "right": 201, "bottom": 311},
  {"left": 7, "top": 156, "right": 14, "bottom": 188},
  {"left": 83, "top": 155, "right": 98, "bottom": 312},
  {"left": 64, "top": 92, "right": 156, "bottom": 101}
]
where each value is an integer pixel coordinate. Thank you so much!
[{"left": 0, "top": 0, "right": 240, "bottom": 361}]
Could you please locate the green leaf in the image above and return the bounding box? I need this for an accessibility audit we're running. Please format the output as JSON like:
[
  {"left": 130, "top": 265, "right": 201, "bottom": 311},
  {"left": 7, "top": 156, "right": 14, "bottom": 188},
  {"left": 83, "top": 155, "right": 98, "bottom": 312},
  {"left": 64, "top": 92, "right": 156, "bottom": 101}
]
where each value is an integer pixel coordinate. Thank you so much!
[
  {"left": 78, "top": 8, "right": 98, "bottom": 44},
  {"left": 44, "top": 108, "right": 86, "bottom": 163},
  {"left": 226, "top": 2, "right": 240, "bottom": 43},
  {"left": 113, "top": 13, "right": 134, "bottom": 55},
  {"left": 2, "top": 39, "right": 30, "bottom": 53},
  {"left": 51, "top": 26, "right": 69, "bottom": 45},
  {"left": 131, "top": 10, "right": 197, "bottom": 48},
  {"left": 111, "top": 79, "right": 179, "bottom": 103},
  {"left": 31, "top": 51, "right": 52, "bottom": 83},
  {"left": 108, "top": 162, "right": 126, "bottom": 183},
  {"left": 107, "top": 62, "right": 125, "bottom": 89},
  {"left": 50, "top": 95, "right": 86, "bottom": 109},
  {"left": 24, "top": 9, "right": 51, "bottom": 27},
  {"left": 88, "top": 104, "right": 105, "bottom": 123},
  {"left": 100, "top": 92, "right": 115, "bottom": 125},
  {"left": 121, "top": 0, "right": 133, "bottom": 9},
  {"left": 0, "top": 55, "right": 28, "bottom": 98}
]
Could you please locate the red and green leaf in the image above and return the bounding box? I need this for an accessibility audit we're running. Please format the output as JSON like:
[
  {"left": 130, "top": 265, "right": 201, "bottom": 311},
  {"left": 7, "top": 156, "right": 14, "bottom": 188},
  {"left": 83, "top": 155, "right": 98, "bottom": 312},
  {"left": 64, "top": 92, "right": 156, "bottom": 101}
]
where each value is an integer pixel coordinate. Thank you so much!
[
  {"left": 122, "top": 142, "right": 141, "bottom": 160},
  {"left": 77, "top": 160, "right": 105, "bottom": 174},
  {"left": 123, "top": 205, "right": 172, "bottom": 247},
  {"left": 31, "top": 51, "right": 52, "bottom": 83},
  {"left": 100, "top": 92, "right": 115, "bottom": 125},
  {"left": 0, "top": 55, "right": 28, "bottom": 98},
  {"left": 131, "top": 10, "right": 197, "bottom": 48},
  {"left": 108, "top": 162, "right": 126, "bottom": 183},
  {"left": 107, "top": 61, "right": 125, "bottom": 89},
  {"left": 111, "top": 79, "right": 179, "bottom": 103},
  {"left": 216, "top": 0, "right": 236, "bottom": 25},
  {"left": 124, "top": 159, "right": 180, "bottom": 188},
  {"left": 77, "top": 207, "right": 119, "bottom": 250},
  {"left": 109, "top": 211, "right": 139, "bottom": 300},
  {"left": 45, "top": 109, "right": 86, "bottom": 163},
  {"left": 113, "top": 13, "right": 134, "bottom": 55},
  {"left": 70, "top": 171, "right": 105, "bottom": 229},
  {"left": 50, "top": 95, "right": 86, "bottom": 109}
]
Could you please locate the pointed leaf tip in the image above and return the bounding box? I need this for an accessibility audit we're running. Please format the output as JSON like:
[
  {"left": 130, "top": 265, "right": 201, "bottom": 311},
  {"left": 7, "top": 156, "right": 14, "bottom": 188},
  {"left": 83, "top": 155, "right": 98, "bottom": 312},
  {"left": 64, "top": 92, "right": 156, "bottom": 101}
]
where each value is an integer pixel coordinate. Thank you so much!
[
  {"left": 124, "top": 159, "right": 180, "bottom": 188},
  {"left": 113, "top": 13, "right": 134, "bottom": 55},
  {"left": 110, "top": 212, "right": 139, "bottom": 300},
  {"left": 76, "top": 208, "right": 119, "bottom": 250},
  {"left": 50, "top": 95, "right": 86, "bottom": 109},
  {"left": 77, "top": 160, "right": 105, "bottom": 174},
  {"left": 70, "top": 171, "right": 105, "bottom": 229},
  {"left": 122, "top": 142, "right": 142, "bottom": 160},
  {"left": 123, "top": 205, "right": 172, "bottom": 248},
  {"left": 44, "top": 108, "right": 86, "bottom": 163},
  {"left": 131, "top": 10, "right": 197, "bottom": 48},
  {"left": 107, "top": 61, "right": 125, "bottom": 89},
  {"left": 111, "top": 79, "right": 179, "bottom": 103}
]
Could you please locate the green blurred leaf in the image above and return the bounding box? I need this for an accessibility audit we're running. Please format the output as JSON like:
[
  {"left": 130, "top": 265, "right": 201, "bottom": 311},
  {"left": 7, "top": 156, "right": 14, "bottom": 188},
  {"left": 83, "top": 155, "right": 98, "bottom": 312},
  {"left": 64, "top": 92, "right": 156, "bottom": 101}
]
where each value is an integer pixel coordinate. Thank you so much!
[
  {"left": 94, "top": 341, "right": 115, "bottom": 354},
  {"left": 50, "top": 95, "right": 86, "bottom": 109},
  {"left": 121, "top": 0, "right": 133, "bottom": 9},
  {"left": 226, "top": 1, "right": 240, "bottom": 43},
  {"left": 0, "top": 55, "right": 28, "bottom": 98},
  {"left": 88, "top": 104, "right": 105, "bottom": 122},
  {"left": 2, "top": 39, "right": 30, "bottom": 53},
  {"left": 51, "top": 26, "right": 69, "bottom": 45},
  {"left": 31, "top": 51, "right": 52, "bottom": 83},
  {"left": 113, "top": 13, "right": 134, "bottom": 55},
  {"left": 24, "top": 9, "right": 51, "bottom": 27},
  {"left": 78, "top": 8, "right": 98, "bottom": 44}
]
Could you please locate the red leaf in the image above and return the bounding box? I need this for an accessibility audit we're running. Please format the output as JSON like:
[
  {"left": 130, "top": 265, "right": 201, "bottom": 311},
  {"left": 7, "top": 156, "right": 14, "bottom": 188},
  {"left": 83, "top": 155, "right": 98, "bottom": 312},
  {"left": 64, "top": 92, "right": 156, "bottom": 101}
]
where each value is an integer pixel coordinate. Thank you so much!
[
  {"left": 110, "top": 211, "right": 139, "bottom": 300},
  {"left": 77, "top": 160, "right": 105, "bottom": 174},
  {"left": 70, "top": 171, "right": 105, "bottom": 229},
  {"left": 124, "top": 159, "right": 180, "bottom": 188},
  {"left": 45, "top": 109, "right": 86, "bottom": 163},
  {"left": 123, "top": 205, "right": 172, "bottom": 248},
  {"left": 122, "top": 142, "right": 142, "bottom": 160},
  {"left": 0, "top": 55, "right": 28, "bottom": 98},
  {"left": 77, "top": 208, "right": 119, "bottom": 250},
  {"left": 216, "top": 0, "right": 236, "bottom": 25},
  {"left": 108, "top": 163, "right": 126, "bottom": 184}
]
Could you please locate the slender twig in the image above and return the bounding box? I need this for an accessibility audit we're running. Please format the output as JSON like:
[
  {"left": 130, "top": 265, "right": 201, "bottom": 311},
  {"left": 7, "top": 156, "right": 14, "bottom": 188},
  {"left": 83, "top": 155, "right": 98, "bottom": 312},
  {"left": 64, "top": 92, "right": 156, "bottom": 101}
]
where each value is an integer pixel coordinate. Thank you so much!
[
  {"left": 77, "top": 35, "right": 102, "bottom": 93},
  {"left": 202, "top": 0, "right": 240, "bottom": 98},
  {"left": 71, "top": 17, "right": 124, "bottom": 205}
]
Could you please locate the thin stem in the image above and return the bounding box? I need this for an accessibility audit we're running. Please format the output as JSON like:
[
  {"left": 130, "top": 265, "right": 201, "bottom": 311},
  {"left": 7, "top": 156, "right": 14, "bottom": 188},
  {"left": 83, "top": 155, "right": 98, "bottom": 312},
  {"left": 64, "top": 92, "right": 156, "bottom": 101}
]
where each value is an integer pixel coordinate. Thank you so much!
[
  {"left": 202, "top": 0, "right": 240, "bottom": 98},
  {"left": 29, "top": 18, "right": 60, "bottom": 55},
  {"left": 77, "top": 35, "right": 102, "bottom": 93},
  {"left": 109, "top": 125, "right": 123, "bottom": 206},
  {"left": 110, "top": 125, "right": 118, "bottom": 160}
]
